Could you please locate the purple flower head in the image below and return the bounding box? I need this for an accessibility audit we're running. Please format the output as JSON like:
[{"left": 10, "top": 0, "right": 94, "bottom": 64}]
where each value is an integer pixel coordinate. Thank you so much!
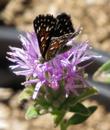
[{"left": 7, "top": 32, "right": 97, "bottom": 99}]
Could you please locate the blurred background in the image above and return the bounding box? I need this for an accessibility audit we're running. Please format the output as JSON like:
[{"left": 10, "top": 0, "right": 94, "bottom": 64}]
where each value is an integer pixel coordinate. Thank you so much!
[{"left": 0, "top": 0, "right": 110, "bottom": 130}]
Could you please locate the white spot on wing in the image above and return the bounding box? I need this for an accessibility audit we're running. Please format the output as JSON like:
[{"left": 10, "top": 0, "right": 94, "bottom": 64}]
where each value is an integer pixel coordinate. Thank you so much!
[
  {"left": 43, "top": 24, "right": 46, "bottom": 27},
  {"left": 65, "top": 22, "right": 68, "bottom": 25},
  {"left": 60, "top": 30, "right": 63, "bottom": 33},
  {"left": 47, "top": 19, "right": 50, "bottom": 22},
  {"left": 49, "top": 27, "right": 53, "bottom": 31},
  {"left": 34, "top": 24, "right": 37, "bottom": 27},
  {"left": 46, "top": 36, "right": 49, "bottom": 40},
  {"left": 40, "top": 37, "right": 44, "bottom": 42},
  {"left": 37, "top": 20, "right": 40, "bottom": 23},
  {"left": 50, "top": 47, "right": 54, "bottom": 50},
  {"left": 46, "top": 26, "right": 49, "bottom": 31},
  {"left": 38, "top": 26, "right": 41, "bottom": 31}
]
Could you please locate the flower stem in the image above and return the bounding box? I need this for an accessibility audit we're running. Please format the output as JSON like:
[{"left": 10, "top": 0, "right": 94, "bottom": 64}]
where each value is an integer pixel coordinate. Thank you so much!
[{"left": 60, "top": 120, "right": 68, "bottom": 130}]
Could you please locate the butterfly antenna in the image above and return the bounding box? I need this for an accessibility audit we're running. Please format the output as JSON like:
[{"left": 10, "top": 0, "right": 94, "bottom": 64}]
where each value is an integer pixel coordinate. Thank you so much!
[{"left": 73, "top": 26, "right": 83, "bottom": 37}]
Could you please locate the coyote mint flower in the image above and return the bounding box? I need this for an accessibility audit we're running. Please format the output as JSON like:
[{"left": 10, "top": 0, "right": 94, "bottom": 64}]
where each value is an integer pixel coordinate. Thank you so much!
[{"left": 7, "top": 32, "right": 96, "bottom": 99}]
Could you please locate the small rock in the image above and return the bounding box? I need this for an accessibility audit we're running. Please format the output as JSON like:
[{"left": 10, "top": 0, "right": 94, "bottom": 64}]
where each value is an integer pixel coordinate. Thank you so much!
[
  {"left": 0, "top": 103, "right": 11, "bottom": 119},
  {"left": 0, "top": 88, "right": 13, "bottom": 100},
  {"left": 9, "top": 92, "right": 21, "bottom": 108},
  {"left": 0, "top": 119, "right": 10, "bottom": 130},
  {"left": 10, "top": 119, "right": 29, "bottom": 130}
]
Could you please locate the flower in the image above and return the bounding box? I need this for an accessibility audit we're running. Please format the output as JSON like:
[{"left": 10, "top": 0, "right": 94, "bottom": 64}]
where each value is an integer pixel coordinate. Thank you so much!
[{"left": 7, "top": 32, "right": 97, "bottom": 99}]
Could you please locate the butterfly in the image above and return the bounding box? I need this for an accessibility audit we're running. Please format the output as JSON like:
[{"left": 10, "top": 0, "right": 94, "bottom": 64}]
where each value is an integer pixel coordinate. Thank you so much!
[{"left": 33, "top": 13, "right": 81, "bottom": 61}]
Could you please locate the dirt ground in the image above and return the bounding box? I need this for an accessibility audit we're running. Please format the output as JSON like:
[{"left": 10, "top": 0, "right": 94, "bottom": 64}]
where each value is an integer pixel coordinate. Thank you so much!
[{"left": 0, "top": 0, "right": 110, "bottom": 130}]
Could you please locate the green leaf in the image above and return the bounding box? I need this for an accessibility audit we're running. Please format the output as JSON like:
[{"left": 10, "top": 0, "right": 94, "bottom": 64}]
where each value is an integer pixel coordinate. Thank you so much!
[
  {"left": 58, "top": 87, "right": 98, "bottom": 112},
  {"left": 93, "top": 60, "right": 110, "bottom": 83},
  {"left": 18, "top": 85, "right": 34, "bottom": 102},
  {"left": 68, "top": 87, "right": 98, "bottom": 107},
  {"left": 69, "top": 103, "right": 89, "bottom": 116},
  {"left": 88, "top": 106, "right": 97, "bottom": 115},
  {"left": 25, "top": 105, "right": 39, "bottom": 120},
  {"left": 67, "top": 105, "right": 97, "bottom": 125},
  {"left": 74, "top": 87, "right": 98, "bottom": 103},
  {"left": 67, "top": 113, "right": 88, "bottom": 125}
]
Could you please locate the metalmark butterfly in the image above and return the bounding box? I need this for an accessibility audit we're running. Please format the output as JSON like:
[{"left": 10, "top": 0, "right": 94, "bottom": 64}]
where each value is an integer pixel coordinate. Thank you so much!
[{"left": 33, "top": 13, "right": 81, "bottom": 61}]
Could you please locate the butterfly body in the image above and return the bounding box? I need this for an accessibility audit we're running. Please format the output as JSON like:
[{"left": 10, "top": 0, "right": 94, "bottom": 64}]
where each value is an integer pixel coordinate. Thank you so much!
[{"left": 33, "top": 13, "right": 80, "bottom": 61}]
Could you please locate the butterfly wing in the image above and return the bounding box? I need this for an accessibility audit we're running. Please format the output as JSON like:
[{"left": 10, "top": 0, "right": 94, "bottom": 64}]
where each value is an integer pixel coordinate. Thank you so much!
[
  {"left": 33, "top": 14, "right": 56, "bottom": 58},
  {"left": 53, "top": 13, "right": 75, "bottom": 37},
  {"left": 45, "top": 13, "right": 81, "bottom": 60},
  {"left": 33, "top": 13, "right": 80, "bottom": 61},
  {"left": 45, "top": 33, "right": 74, "bottom": 60},
  {"left": 45, "top": 29, "right": 81, "bottom": 61}
]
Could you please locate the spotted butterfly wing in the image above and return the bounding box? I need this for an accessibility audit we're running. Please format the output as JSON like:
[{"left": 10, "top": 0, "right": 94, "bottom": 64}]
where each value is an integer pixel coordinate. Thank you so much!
[
  {"left": 33, "top": 14, "right": 56, "bottom": 58},
  {"left": 53, "top": 13, "right": 75, "bottom": 37},
  {"left": 33, "top": 13, "right": 80, "bottom": 61},
  {"left": 45, "top": 13, "right": 80, "bottom": 60},
  {"left": 45, "top": 31, "right": 81, "bottom": 60}
]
